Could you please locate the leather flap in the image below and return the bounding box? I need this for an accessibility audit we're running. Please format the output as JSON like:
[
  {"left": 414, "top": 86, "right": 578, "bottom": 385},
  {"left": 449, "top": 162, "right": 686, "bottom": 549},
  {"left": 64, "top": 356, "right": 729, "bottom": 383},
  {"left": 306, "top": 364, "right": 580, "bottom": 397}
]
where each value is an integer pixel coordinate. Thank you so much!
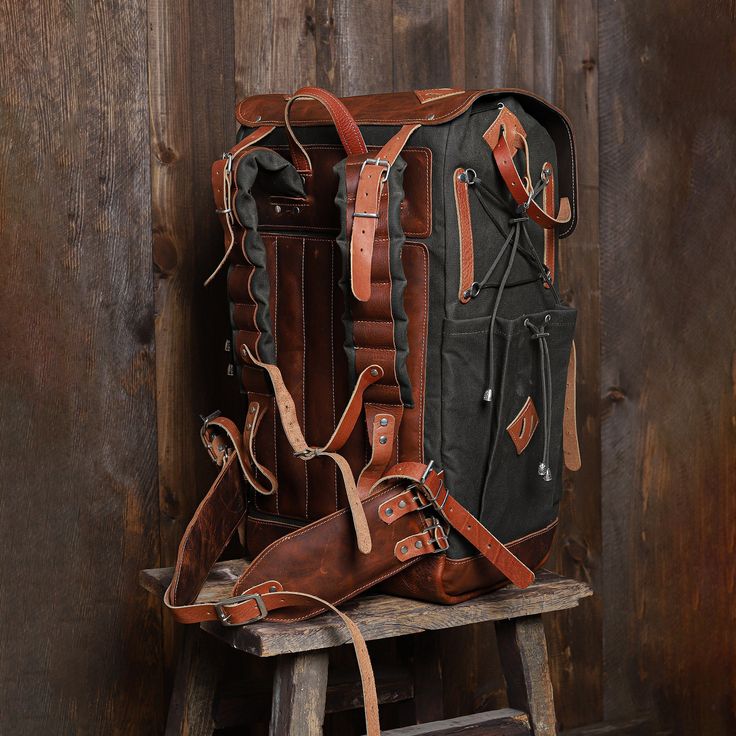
[{"left": 235, "top": 89, "right": 578, "bottom": 237}]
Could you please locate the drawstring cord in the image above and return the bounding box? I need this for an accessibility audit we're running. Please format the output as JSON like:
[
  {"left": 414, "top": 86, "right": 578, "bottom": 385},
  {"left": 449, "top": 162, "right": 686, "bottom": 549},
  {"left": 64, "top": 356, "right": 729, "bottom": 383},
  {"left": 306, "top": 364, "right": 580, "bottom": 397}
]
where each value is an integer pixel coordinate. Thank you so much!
[
  {"left": 461, "top": 159, "right": 560, "bottom": 484},
  {"left": 525, "top": 315, "right": 553, "bottom": 481},
  {"left": 481, "top": 216, "right": 524, "bottom": 402}
]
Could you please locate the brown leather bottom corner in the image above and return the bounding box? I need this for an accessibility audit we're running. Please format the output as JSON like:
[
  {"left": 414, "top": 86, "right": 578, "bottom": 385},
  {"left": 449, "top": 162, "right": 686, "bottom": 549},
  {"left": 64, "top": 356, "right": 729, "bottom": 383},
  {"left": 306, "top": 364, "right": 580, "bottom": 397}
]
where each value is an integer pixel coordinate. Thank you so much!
[{"left": 378, "top": 519, "right": 558, "bottom": 603}]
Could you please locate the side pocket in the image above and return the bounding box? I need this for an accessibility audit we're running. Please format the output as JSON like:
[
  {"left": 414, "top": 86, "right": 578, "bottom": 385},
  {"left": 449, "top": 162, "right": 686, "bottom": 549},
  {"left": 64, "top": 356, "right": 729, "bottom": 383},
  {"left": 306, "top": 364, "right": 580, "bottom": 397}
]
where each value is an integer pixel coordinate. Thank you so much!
[{"left": 441, "top": 305, "right": 576, "bottom": 546}]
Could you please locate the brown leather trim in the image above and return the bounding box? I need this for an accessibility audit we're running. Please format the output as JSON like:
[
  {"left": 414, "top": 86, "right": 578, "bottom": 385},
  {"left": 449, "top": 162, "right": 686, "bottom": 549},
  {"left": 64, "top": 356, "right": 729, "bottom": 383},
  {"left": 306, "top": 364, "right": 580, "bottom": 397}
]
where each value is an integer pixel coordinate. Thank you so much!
[
  {"left": 379, "top": 520, "right": 559, "bottom": 603},
  {"left": 506, "top": 396, "right": 539, "bottom": 455},
  {"left": 563, "top": 341, "right": 582, "bottom": 471},
  {"left": 414, "top": 88, "right": 465, "bottom": 104},
  {"left": 453, "top": 167, "right": 474, "bottom": 303},
  {"left": 254, "top": 145, "right": 432, "bottom": 238},
  {"left": 235, "top": 88, "right": 577, "bottom": 237},
  {"left": 542, "top": 160, "right": 556, "bottom": 286}
]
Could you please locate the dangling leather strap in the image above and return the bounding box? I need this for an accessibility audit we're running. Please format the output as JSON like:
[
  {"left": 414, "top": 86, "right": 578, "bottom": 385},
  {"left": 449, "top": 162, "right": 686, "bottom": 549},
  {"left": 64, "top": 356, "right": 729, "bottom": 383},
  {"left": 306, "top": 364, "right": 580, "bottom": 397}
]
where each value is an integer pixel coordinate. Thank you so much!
[
  {"left": 371, "top": 462, "right": 536, "bottom": 588},
  {"left": 242, "top": 343, "right": 376, "bottom": 554},
  {"left": 483, "top": 106, "right": 571, "bottom": 230},
  {"left": 207, "top": 125, "right": 276, "bottom": 285},
  {"left": 349, "top": 123, "right": 420, "bottom": 302},
  {"left": 163, "top": 458, "right": 383, "bottom": 736}
]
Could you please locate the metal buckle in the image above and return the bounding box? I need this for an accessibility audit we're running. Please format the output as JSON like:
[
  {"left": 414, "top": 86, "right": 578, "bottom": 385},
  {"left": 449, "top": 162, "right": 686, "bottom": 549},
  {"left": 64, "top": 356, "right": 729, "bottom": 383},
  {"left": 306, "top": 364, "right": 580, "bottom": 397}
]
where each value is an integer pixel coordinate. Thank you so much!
[
  {"left": 424, "top": 517, "right": 450, "bottom": 553},
  {"left": 214, "top": 593, "right": 268, "bottom": 627},
  {"left": 222, "top": 151, "right": 234, "bottom": 173},
  {"left": 359, "top": 157, "right": 390, "bottom": 183},
  {"left": 407, "top": 461, "right": 448, "bottom": 517}
]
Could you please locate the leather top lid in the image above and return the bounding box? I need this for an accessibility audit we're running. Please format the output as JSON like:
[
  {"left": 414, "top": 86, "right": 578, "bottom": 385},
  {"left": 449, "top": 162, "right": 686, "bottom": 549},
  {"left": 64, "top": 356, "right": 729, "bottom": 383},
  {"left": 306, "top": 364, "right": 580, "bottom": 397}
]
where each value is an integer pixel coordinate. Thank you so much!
[{"left": 236, "top": 89, "right": 578, "bottom": 238}]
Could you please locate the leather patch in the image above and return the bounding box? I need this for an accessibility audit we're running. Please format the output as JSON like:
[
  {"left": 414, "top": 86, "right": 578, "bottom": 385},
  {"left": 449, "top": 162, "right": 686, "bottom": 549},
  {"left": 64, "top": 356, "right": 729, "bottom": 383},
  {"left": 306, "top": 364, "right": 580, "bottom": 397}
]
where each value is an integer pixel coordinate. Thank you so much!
[
  {"left": 414, "top": 88, "right": 465, "bottom": 104},
  {"left": 506, "top": 397, "right": 539, "bottom": 455}
]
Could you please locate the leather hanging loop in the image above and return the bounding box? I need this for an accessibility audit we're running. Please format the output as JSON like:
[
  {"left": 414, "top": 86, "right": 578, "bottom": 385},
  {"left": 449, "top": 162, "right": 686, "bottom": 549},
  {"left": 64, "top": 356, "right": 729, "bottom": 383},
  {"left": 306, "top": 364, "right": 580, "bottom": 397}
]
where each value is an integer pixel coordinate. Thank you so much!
[{"left": 284, "top": 86, "right": 367, "bottom": 174}]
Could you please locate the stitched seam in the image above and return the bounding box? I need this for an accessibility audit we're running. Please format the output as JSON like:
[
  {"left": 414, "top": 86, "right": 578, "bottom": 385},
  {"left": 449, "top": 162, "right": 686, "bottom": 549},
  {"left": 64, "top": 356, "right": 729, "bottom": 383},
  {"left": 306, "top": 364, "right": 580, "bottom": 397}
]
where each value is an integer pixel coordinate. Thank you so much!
[
  {"left": 442, "top": 519, "right": 559, "bottom": 566},
  {"left": 272, "top": 238, "right": 279, "bottom": 514},
  {"left": 301, "top": 238, "right": 308, "bottom": 519},
  {"left": 330, "top": 244, "right": 338, "bottom": 512},
  {"left": 239, "top": 484, "right": 402, "bottom": 584},
  {"left": 407, "top": 243, "right": 428, "bottom": 463},
  {"left": 270, "top": 559, "right": 418, "bottom": 623}
]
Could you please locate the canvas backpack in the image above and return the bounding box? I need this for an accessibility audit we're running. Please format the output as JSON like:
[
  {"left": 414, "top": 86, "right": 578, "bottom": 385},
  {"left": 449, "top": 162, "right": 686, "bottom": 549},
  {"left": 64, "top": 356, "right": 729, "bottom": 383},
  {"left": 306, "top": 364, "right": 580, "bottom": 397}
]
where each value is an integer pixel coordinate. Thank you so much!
[{"left": 161, "top": 87, "right": 580, "bottom": 733}]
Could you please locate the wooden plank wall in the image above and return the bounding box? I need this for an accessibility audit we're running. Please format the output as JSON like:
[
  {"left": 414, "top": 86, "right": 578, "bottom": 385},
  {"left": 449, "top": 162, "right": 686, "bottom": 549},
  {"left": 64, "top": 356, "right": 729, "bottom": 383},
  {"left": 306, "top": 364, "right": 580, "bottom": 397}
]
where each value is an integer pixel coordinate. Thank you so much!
[
  {"left": 599, "top": 2, "right": 736, "bottom": 735},
  {"left": 0, "top": 1, "right": 163, "bottom": 733},
  {"left": 4, "top": 1, "right": 731, "bottom": 734}
]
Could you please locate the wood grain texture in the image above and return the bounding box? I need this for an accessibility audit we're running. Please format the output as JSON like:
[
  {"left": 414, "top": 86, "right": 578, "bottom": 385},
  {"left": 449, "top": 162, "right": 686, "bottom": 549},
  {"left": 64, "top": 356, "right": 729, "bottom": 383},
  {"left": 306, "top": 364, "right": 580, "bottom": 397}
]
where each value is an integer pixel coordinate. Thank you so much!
[
  {"left": 599, "top": 2, "right": 736, "bottom": 734},
  {"left": 543, "top": 1, "right": 601, "bottom": 729},
  {"left": 378, "top": 708, "right": 531, "bottom": 736},
  {"left": 147, "top": 0, "right": 237, "bottom": 688},
  {"left": 164, "top": 629, "right": 222, "bottom": 736},
  {"left": 270, "top": 650, "right": 330, "bottom": 735},
  {"left": 0, "top": 1, "right": 162, "bottom": 733},
  {"left": 139, "top": 565, "right": 591, "bottom": 656},
  {"left": 496, "top": 616, "right": 557, "bottom": 736}
]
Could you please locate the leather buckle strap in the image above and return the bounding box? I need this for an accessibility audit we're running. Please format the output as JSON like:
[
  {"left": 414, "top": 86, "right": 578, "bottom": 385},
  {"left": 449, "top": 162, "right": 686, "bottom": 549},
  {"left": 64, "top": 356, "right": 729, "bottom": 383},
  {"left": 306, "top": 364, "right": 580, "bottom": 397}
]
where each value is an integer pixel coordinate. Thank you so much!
[
  {"left": 373, "top": 461, "right": 535, "bottom": 588},
  {"left": 214, "top": 593, "right": 267, "bottom": 626}
]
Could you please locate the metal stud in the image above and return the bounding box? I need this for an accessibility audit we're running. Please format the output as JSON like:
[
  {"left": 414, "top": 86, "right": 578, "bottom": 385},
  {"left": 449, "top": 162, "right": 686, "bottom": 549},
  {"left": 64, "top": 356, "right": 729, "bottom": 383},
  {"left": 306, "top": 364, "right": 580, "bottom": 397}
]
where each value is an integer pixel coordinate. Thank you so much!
[
  {"left": 398, "top": 499, "right": 407, "bottom": 509},
  {"left": 378, "top": 436, "right": 387, "bottom": 445},
  {"left": 269, "top": 585, "right": 277, "bottom": 592},
  {"left": 385, "top": 507, "right": 394, "bottom": 517},
  {"left": 400, "top": 545, "right": 408, "bottom": 554},
  {"left": 246, "top": 423, "right": 252, "bottom": 431},
  {"left": 274, "top": 204, "right": 282, "bottom": 214},
  {"left": 379, "top": 417, "right": 388, "bottom": 426},
  {"left": 370, "top": 367, "right": 379, "bottom": 377},
  {"left": 414, "top": 540, "right": 423, "bottom": 549}
]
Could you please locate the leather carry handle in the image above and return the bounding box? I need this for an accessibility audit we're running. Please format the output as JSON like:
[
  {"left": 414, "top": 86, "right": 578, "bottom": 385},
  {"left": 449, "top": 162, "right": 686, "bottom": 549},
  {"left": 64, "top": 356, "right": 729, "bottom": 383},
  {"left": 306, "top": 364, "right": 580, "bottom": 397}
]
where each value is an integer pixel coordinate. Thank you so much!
[{"left": 284, "top": 86, "right": 367, "bottom": 174}]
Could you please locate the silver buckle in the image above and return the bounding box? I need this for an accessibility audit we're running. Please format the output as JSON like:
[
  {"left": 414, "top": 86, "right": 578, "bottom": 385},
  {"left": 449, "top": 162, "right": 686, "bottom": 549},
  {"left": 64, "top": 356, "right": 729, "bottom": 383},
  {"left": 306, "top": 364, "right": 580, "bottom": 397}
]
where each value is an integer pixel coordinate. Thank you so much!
[
  {"left": 424, "top": 517, "right": 450, "bottom": 553},
  {"left": 359, "top": 157, "right": 390, "bottom": 183},
  {"left": 407, "top": 461, "right": 448, "bottom": 517},
  {"left": 214, "top": 593, "right": 268, "bottom": 627}
]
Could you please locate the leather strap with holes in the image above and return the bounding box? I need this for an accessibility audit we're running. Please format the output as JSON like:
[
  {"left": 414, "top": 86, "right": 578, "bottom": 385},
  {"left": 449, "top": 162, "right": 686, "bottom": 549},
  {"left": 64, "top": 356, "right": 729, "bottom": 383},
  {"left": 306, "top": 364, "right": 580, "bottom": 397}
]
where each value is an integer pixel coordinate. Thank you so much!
[
  {"left": 343, "top": 125, "right": 420, "bottom": 489},
  {"left": 370, "top": 462, "right": 536, "bottom": 588},
  {"left": 483, "top": 106, "right": 571, "bottom": 230}
]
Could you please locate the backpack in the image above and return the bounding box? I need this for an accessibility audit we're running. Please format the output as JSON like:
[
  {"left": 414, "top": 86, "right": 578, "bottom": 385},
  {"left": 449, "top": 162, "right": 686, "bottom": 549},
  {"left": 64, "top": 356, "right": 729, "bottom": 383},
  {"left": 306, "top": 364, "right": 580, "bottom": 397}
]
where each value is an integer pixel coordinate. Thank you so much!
[{"left": 162, "top": 87, "right": 580, "bottom": 733}]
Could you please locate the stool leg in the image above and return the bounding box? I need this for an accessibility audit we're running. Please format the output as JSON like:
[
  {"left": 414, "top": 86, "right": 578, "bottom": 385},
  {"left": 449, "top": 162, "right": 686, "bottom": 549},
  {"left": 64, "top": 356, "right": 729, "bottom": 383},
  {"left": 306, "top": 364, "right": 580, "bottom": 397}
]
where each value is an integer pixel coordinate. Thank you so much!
[
  {"left": 411, "top": 630, "right": 444, "bottom": 723},
  {"left": 495, "top": 615, "right": 557, "bottom": 736},
  {"left": 269, "top": 650, "right": 329, "bottom": 736},
  {"left": 165, "top": 628, "right": 221, "bottom": 736}
]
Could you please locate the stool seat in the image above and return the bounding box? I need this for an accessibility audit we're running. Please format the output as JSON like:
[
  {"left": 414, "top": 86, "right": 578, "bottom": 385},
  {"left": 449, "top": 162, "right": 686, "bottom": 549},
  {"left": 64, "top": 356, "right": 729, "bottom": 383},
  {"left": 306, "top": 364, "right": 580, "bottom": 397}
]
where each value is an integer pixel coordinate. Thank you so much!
[{"left": 141, "top": 561, "right": 592, "bottom": 735}]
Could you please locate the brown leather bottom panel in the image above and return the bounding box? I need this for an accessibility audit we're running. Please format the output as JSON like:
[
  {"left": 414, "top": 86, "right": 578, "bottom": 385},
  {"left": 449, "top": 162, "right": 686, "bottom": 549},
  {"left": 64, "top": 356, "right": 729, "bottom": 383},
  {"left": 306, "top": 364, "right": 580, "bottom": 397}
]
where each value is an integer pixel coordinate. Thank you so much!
[{"left": 378, "top": 520, "right": 558, "bottom": 603}]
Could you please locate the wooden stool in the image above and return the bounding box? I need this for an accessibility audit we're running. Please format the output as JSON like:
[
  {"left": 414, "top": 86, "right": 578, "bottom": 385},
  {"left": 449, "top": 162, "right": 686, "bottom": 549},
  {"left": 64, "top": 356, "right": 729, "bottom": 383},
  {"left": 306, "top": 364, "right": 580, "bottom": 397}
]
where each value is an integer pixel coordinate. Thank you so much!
[{"left": 141, "top": 564, "right": 591, "bottom": 736}]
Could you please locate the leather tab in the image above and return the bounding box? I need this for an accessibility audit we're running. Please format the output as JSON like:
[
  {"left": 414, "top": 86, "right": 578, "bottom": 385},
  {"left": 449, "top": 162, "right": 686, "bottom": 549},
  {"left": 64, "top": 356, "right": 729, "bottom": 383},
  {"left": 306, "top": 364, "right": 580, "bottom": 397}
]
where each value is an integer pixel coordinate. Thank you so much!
[
  {"left": 542, "top": 161, "right": 556, "bottom": 286},
  {"left": 506, "top": 397, "right": 539, "bottom": 456},
  {"left": 453, "top": 167, "right": 475, "bottom": 303},
  {"left": 563, "top": 341, "right": 582, "bottom": 471}
]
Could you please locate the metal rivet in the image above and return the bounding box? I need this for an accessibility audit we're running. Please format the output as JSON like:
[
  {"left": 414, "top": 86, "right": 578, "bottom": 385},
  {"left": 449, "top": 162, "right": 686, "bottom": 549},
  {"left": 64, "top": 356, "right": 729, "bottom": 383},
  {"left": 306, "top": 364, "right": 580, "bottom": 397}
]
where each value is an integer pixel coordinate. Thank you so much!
[
  {"left": 427, "top": 113, "right": 435, "bottom": 120},
  {"left": 398, "top": 500, "right": 407, "bottom": 509},
  {"left": 385, "top": 507, "right": 394, "bottom": 516},
  {"left": 400, "top": 545, "right": 408, "bottom": 554},
  {"left": 370, "top": 368, "right": 379, "bottom": 376},
  {"left": 255, "top": 115, "right": 262, "bottom": 122},
  {"left": 379, "top": 418, "right": 388, "bottom": 426},
  {"left": 274, "top": 204, "right": 282, "bottom": 213},
  {"left": 250, "top": 406, "right": 257, "bottom": 413},
  {"left": 268, "top": 585, "right": 277, "bottom": 592},
  {"left": 293, "top": 206, "right": 301, "bottom": 214},
  {"left": 415, "top": 540, "right": 423, "bottom": 549},
  {"left": 246, "top": 423, "right": 252, "bottom": 430},
  {"left": 241, "top": 345, "right": 248, "bottom": 358},
  {"left": 379, "top": 436, "right": 387, "bottom": 445}
]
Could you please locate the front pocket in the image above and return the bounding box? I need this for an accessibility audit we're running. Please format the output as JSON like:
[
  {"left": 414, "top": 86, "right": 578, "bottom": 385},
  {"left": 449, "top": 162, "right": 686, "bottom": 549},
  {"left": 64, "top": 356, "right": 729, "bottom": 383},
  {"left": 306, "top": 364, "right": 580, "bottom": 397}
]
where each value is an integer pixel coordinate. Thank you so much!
[{"left": 441, "top": 305, "right": 576, "bottom": 547}]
